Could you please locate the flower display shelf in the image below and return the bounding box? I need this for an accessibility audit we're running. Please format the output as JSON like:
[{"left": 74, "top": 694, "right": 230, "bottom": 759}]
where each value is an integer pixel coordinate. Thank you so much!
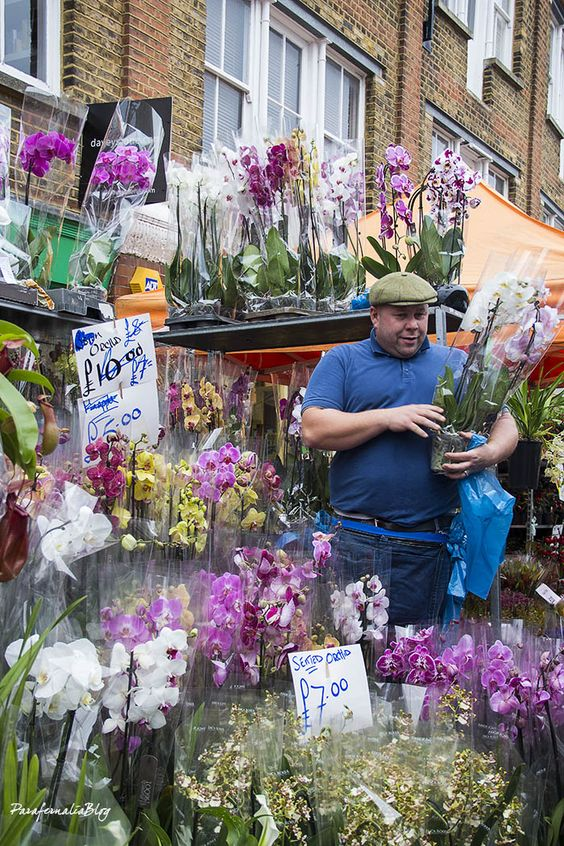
[
  {"left": 0, "top": 282, "right": 38, "bottom": 307},
  {"left": 0, "top": 297, "right": 101, "bottom": 331},
  {"left": 160, "top": 304, "right": 464, "bottom": 353}
]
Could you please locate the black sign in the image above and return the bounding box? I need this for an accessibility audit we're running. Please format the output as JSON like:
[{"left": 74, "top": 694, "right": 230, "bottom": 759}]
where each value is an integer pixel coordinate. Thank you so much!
[{"left": 78, "top": 97, "right": 172, "bottom": 206}]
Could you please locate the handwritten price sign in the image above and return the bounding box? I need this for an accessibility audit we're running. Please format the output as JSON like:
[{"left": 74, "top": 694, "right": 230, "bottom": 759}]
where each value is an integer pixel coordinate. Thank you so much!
[
  {"left": 78, "top": 382, "right": 160, "bottom": 465},
  {"left": 72, "top": 314, "right": 156, "bottom": 399},
  {"left": 289, "top": 644, "right": 372, "bottom": 737}
]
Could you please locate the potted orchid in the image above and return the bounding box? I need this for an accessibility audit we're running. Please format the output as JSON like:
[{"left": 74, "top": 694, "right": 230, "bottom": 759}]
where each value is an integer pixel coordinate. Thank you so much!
[
  {"left": 362, "top": 144, "right": 480, "bottom": 306},
  {"left": 430, "top": 263, "right": 560, "bottom": 472},
  {"left": 66, "top": 99, "right": 163, "bottom": 310},
  {"left": 506, "top": 372, "right": 564, "bottom": 489}
]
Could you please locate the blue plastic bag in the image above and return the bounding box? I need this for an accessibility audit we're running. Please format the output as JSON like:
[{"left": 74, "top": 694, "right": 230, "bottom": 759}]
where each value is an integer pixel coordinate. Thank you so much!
[{"left": 443, "top": 434, "right": 515, "bottom": 624}]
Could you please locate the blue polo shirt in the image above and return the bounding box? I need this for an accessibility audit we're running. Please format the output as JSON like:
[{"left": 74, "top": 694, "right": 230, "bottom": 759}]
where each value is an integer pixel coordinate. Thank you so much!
[{"left": 302, "top": 330, "right": 467, "bottom": 524}]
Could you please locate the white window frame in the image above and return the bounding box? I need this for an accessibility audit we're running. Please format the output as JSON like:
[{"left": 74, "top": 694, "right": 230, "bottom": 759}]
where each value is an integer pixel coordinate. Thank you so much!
[
  {"left": 486, "top": 0, "right": 514, "bottom": 67},
  {"left": 548, "top": 15, "right": 564, "bottom": 129},
  {"left": 486, "top": 162, "right": 509, "bottom": 197},
  {"left": 203, "top": 0, "right": 254, "bottom": 147},
  {"left": 0, "top": 0, "right": 59, "bottom": 93},
  {"left": 203, "top": 0, "right": 365, "bottom": 157},
  {"left": 431, "top": 121, "right": 511, "bottom": 196},
  {"left": 323, "top": 49, "right": 365, "bottom": 156},
  {"left": 443, "top": 0, "right": 469, "bottom": 26},
  {"left": 266, "top": 14, "right": 311, "bottom": 137},
  {"left": 467, "top": 0, "right": 514, "bottom": 98}
]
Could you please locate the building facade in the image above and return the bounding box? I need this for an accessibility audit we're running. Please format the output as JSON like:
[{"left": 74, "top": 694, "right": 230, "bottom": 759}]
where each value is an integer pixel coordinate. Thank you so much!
[{"left": 3, "top": 0, "right": 564, "bottom": 248}]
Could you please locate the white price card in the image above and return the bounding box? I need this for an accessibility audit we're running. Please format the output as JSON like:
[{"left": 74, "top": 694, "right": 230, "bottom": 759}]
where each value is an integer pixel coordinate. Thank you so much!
[
  {"left": 290, "top": 644, "right": 372, "bottom": 737},
  {"left": 536, "top": 583, "right": 561, "bottom": 606},
  {"left": 79, "top": 381, "right": 160, "bottom": 465},
  {"left": 72, "top": 314, "right": 156, "bottom": 400}
]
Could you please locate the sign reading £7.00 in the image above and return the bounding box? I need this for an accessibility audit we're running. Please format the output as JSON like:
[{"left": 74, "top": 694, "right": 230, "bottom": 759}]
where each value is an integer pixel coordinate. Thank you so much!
[
  {"left": 72, "top": 314, "right": 156, "bottom": 400},
  {"left": 289, "top": 644, "right": 373, "bottom": 737}
]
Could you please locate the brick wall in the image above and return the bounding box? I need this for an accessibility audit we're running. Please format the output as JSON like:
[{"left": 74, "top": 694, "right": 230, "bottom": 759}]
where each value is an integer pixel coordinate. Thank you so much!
[{"left": 1, "top": 0, "right": 563, "bottom": 234}]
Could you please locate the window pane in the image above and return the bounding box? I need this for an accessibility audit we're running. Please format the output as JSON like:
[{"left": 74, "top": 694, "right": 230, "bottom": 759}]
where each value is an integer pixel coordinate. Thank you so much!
[
  {"left": 282, "top": 109, "right": 299, "bottom": 134},
  {"left": 217, "top": 78, "right": 243, "bottom": 145},
  {"left": 224, "top": 0, "right": 249, "bottom": 81},
  {"left": 267, "top": 101, "right": 280, "bottom": 136},
  {"left": 432, "top": 130, "right": 451, "bottom": 161},
  {"left": 325, "top": 58, "right": 341, "bottom": 137},
  {"left": 268, "top": 29, "right": 283, "bottom": 104},
  {"left": 203, "top": 71, "right": 217, "bottom": 151},
  {"left": 205, "top": 0, "right": 222, "bottom": 67},
  {"left": 342, "top": 70, "right": 359, "bottom": 140},
  {"left": 284, "top": 39, "right": 301, "bottom": 112},
  {"left": 4, "top": 0, "right": 38, "bottom": 77},
  {"left": 494, "top": 12, "right": 507, "bottom": 62}
]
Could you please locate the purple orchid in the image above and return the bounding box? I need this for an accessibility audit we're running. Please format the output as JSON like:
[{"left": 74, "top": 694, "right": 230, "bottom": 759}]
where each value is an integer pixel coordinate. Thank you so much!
[
  {"left": 385, "top": 144, "right": 412, "bottom": 171},
  {"left": 19, "top": 130, "right": 76, "bottom": 179}
]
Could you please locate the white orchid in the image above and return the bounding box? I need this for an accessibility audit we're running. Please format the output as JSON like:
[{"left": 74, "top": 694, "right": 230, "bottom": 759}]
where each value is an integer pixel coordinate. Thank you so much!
[
  {"left": 102, "top": 626, "right": 189, "bottom": 736},
  {"left": 331, "top": 577, "right": 389, "bottom": 644},
  {"left": 36, "top": 484, "right": 112, "bottom": 578}
]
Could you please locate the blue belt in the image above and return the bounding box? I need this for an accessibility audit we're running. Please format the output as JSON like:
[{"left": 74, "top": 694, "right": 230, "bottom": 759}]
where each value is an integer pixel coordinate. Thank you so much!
[{"left": 337, "top": 517, "right": 449, "bottom": 544}]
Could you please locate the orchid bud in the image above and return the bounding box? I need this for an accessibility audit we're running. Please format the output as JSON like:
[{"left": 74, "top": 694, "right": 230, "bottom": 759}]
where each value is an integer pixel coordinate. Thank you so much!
[{"left": 121, "top": 534, "right": 138, "bottom": 551}]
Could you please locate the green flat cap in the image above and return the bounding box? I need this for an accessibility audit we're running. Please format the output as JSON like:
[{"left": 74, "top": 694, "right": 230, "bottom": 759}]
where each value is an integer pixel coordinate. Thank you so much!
[{"left": 369, "top": 271, "right": 437, "bottom": 306}]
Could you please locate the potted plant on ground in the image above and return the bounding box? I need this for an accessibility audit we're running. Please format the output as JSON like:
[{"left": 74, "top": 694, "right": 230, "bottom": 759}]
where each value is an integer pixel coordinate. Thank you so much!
[{"left": 507, "top": 371, "right": 564, "bottom": 490}]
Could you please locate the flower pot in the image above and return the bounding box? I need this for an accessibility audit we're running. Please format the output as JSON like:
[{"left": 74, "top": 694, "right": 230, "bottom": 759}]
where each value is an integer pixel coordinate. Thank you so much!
[
  {"left": 430, "top": 429, "right": 466, "bottom": 474},
  {"left": 508, "top": 440, "right": 542, "bottom": 490}
]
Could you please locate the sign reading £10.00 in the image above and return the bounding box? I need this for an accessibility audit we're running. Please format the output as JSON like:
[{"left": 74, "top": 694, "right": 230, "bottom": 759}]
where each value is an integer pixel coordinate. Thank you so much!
[
  {"left": 72, "top": 314, "right": 160, "bottom": 463},
  {"left": 289, "top": 644, "right": 373, "bottom": 737},
  {"left": 72, "top": 314, "right": 156, "bottom": 400}
]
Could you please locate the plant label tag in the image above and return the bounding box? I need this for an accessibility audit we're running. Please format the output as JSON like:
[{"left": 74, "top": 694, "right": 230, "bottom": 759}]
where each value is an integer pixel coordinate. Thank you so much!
[
  {"left": 0, "top": 255, "right": 17, "bottom": 284},
  {"left": 536, "top": 583, "right": 561, "bottom": 606},
  {"left": 290, "top": 644, "right": 372, "bottom": 737},
  {"left": 72, "top": 313, "right": 156, "bottom": 399},
  {"left": 79, "top": 381, "right": 160, "bottom": 465},
  {"left": 98, "top": 301, "right": 114, "bottom": 320}
]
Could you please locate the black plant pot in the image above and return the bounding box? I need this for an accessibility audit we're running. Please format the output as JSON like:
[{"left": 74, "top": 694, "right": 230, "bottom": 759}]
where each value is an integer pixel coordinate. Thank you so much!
[{"left": 508, "top": 440, "right": 542, "bottom": 490}]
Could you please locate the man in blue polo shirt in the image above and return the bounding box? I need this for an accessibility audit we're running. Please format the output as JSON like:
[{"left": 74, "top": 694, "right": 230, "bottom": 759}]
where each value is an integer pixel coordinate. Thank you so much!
[{"left": 302, "top": 271, "right": 518, "bottom": 625}]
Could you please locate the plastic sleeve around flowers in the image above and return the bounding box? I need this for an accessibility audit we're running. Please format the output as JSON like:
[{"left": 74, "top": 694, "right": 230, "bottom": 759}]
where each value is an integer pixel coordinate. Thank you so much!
[{"left": 68, "top": 99, "right": 164, "bottom": 290}]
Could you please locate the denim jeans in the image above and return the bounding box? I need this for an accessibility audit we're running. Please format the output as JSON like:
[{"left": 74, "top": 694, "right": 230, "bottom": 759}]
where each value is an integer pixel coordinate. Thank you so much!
[{"left": 333, "top": 526, "right": 452, "bottom": 626}]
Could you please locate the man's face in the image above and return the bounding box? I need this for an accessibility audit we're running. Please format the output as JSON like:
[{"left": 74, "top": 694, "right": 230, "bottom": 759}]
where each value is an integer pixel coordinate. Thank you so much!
[{"left": 370, "top": 304, "right": 429, "bottom": 358}]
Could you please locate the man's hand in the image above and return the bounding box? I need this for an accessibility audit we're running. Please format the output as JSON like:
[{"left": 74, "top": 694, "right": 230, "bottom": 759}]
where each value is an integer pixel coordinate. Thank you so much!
[
  {"left": 442, "top": 414, "right": 519, "bottom": 480},
  {"left": 385, "top": 404, "right": 446, "bottom": 439},
  {"left": 442, "top": 432, "right": 495, "bottom": 479}
]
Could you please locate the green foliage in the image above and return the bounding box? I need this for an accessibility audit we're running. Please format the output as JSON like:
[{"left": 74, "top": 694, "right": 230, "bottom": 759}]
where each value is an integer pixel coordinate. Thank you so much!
[
  {"left": 28, "top": 225, "right": 56, "bottom": 288},
  {"left": 0, "top": 320, "right": 54, "bottom": 479},
  {"left": 544, "top": 797, "right": 564, "bottom": 846},
  {"left": 362, "top": 217, "right": 464, "bottom": 287},
  {"left": 72, "top": 234, "right": 116, "bottom": 289},
  {"left": 507, "top": 372, "right": 564, "bottom": 441},
  {"left": 433, "top": 363, "right": 511, "bottom": 433}
]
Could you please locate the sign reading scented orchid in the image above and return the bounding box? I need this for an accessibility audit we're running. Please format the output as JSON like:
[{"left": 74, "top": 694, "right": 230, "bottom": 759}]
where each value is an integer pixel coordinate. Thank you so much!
[
  {"left": 290, "top": 643, "right": 372, "bottom": 737},
  {"left": 72, "top": 314, "right": 156, "bottom": 399}
]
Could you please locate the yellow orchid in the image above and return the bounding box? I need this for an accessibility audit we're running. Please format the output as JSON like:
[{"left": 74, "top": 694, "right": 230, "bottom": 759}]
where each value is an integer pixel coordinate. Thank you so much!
[
  {"left": 111, "top": 504, "right": 132, "bottom": 529},
  {"left": 241, "top": 508, "right": 266, "bottom": 531}
]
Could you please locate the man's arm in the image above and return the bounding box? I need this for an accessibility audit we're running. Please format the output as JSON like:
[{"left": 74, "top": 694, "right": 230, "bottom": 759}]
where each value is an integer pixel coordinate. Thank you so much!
[
  {"left": 302, "top": 405, "right": 446, "bottom": 451},
  {"left": 442, "top": 412, "right": 519, "bottom": 480}
]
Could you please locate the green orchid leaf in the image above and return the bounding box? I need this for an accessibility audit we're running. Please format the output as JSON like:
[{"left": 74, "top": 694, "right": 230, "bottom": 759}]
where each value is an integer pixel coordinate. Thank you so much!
[
  {"left": 6, "top": 369, "right": 54, "bottom": 393},
  {"left": 0, "top": 322, "right": 39, "bottom": 359},
  {"left": 199, "top": 807, "right": 258, "bottom": 846},
  {"left": 367, "top": 235, "right": 400, "bottom": 271},
  {"left": 0, "top": 371, "right": 38, "bottom": 477},
  {"left": 361, "top": 255, "right": 390, "bottom": 280}
]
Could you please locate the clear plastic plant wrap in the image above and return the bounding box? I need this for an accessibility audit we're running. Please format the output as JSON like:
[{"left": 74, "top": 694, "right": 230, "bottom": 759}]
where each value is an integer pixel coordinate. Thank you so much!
[
  {"left": 68, "top": 99, "right": 163, "bottom": 292},
  {"left": 8, "top": 88, "right": 86, "bottom": 287},
  {"left": 431, "top": 252, "right": 562, "bottom": 473}
]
